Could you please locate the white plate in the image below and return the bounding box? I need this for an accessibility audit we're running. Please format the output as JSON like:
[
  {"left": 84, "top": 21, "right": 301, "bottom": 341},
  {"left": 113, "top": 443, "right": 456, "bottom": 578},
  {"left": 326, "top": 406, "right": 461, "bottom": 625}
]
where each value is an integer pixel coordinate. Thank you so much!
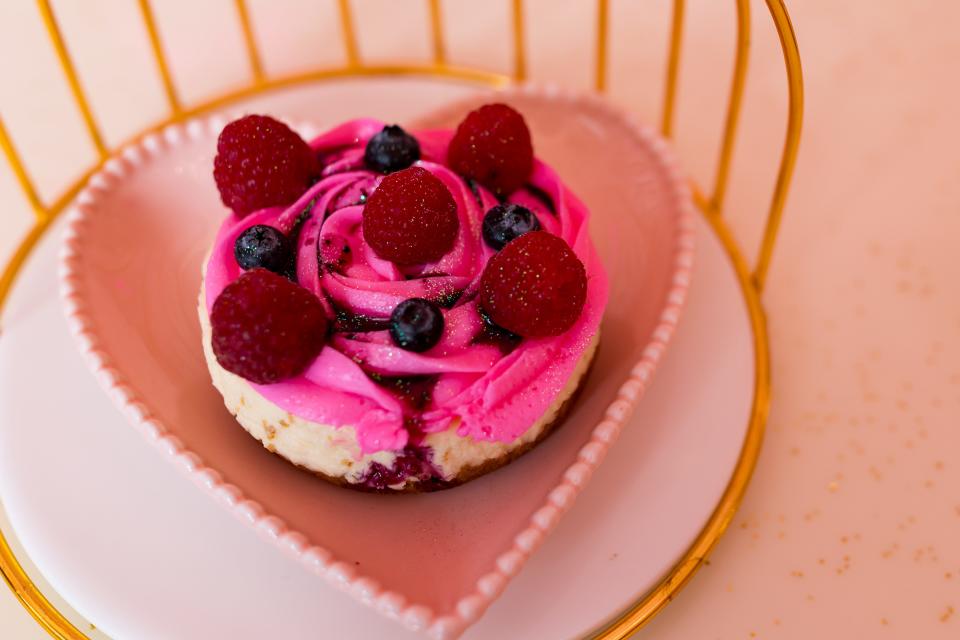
[{"left": 0, "top": 78, "right": 755, "bottom": 640}]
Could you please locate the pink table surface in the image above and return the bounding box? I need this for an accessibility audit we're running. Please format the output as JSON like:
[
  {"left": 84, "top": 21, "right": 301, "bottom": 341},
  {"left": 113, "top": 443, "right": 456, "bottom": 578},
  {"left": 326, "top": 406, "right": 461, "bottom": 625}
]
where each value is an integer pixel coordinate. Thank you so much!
[{"left": 1, "top": 1, "right": 958, "bottom": 638}]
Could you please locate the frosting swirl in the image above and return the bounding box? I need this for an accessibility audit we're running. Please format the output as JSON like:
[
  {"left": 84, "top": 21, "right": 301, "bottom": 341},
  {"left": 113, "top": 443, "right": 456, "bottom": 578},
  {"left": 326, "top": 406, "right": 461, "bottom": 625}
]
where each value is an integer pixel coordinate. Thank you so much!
[{"left": 205, "top": 119, "right": 608, "bottom": 454}]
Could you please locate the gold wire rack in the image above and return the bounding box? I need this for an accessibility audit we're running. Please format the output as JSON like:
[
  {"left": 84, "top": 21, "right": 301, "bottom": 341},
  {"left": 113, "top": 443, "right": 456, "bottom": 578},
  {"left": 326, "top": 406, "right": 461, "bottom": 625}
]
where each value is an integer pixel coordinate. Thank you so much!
[{"left": 0, "top": 1, "right": 802, "bottom": 638}]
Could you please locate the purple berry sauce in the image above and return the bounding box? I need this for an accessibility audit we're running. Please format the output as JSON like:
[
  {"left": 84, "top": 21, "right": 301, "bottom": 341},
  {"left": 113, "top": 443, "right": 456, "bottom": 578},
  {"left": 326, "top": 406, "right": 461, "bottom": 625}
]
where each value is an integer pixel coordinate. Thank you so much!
[{"left": 358, "top": 444, "right": 448, "bottom": 491}]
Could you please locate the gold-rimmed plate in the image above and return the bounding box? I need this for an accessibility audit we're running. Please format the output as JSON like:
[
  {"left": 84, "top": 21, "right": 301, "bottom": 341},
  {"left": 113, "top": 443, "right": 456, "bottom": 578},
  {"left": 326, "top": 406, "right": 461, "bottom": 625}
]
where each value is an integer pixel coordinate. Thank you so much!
[{"left": 0, "top": 78, "right": 762, "bottom": 640}]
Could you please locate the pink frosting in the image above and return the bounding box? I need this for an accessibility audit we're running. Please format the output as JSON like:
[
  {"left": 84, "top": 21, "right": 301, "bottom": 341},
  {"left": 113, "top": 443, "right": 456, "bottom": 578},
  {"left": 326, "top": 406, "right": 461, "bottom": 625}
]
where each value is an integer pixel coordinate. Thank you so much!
[{"left": 205, "top": 119, "right": 608, "bottom": 455}]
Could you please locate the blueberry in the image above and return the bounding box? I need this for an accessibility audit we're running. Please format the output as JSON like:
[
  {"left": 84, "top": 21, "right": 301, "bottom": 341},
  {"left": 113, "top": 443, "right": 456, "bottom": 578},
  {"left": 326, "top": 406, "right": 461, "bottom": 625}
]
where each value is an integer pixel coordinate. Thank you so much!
[
  {"left": 364, "top": 125, "right": 421, "bottom": 173},
  {"left": 234, "top": 225, "right": 291, "bottom": 273},
  {"left": 389, "top": 298, "right": 444, "bottom": 352},
  {"left": 482, "top": 203, "right": 541, "bottom": 250}
]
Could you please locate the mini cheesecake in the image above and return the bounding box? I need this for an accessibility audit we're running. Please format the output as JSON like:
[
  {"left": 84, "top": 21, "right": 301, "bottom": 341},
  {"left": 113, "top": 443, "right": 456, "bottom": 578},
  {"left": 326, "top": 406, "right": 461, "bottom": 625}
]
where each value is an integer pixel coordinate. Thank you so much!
[{"left": 200, "top": 105, "right": 608, "bottom": 492}]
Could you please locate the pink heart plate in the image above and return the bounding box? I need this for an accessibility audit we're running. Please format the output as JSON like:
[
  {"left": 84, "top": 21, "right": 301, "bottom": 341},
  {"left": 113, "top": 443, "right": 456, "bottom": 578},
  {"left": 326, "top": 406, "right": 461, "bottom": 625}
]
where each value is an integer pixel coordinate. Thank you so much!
[{"left": 58, "top": 85, "right": 694, "bottom": 639}]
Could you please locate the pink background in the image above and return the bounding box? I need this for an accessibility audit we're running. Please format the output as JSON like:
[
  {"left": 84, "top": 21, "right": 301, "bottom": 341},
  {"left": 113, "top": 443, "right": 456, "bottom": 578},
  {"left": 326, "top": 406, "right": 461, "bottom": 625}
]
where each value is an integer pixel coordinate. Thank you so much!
[{"left": 1, "top": 0, "right": 958, "bottom": 638}]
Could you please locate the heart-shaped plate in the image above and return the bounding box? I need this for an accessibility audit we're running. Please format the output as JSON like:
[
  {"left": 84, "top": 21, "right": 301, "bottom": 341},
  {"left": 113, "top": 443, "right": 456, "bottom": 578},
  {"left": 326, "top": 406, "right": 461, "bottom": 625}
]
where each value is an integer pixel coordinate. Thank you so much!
[{"left": 58, "top": 85, "right": 694, "bottom": 639}]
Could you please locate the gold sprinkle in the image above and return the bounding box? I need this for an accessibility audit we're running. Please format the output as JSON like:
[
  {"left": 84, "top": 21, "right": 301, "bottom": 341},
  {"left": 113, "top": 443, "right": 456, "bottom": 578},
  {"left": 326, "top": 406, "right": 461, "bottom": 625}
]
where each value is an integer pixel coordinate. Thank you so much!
[
  {"left": 804, "top": 509, "right": 821, "bottom": 522},
  {"left": 881, "top": 617, "right": 888, "bottom": 626},
  {"left": 264, "top": 424, "right": 276, "bottom": 440},
  {"left": 791, "top": 570, "right": 804, "bottom": 578},
  {"left": 828, "top": 481, "right": 840, "bottom": 493},
  {"left": 239, "top": 395, "right": 246, "bottom": 406},
  {"left": 940, "top": 606, "right": 954, "bottom": 623}
]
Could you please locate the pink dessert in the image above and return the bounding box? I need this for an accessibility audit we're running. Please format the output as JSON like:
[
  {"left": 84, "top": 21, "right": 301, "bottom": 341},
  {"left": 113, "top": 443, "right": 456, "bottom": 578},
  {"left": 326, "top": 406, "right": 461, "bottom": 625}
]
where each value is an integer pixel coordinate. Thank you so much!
[{"left": 199, "top": 105, "right": 608, "bottom": 492}]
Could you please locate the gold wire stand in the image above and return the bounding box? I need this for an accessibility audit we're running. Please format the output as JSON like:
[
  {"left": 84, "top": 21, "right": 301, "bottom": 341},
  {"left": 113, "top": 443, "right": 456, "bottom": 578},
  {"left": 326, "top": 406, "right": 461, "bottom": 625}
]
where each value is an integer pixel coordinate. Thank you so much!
[{"left": 0, "top": 1, "right": 802, "bottom": 638}]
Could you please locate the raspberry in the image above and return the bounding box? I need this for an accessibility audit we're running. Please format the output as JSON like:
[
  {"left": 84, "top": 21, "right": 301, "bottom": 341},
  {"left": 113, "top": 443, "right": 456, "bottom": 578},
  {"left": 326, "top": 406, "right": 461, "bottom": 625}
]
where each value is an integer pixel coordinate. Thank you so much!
[
  {"left": 213, "top": 115, "right": 316, "bottom": 217},
  {"left": 362, "top": 166, "right": 459, "bottom": 265},
  {"left": 447, "top": 103, "right": 533, "bottom": 196},
  {"left": 479, "top": 231, "right": 586, "bottom": 337},
  {"left": 211, "top": 269, "right": 328, "bottom": 384}
]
